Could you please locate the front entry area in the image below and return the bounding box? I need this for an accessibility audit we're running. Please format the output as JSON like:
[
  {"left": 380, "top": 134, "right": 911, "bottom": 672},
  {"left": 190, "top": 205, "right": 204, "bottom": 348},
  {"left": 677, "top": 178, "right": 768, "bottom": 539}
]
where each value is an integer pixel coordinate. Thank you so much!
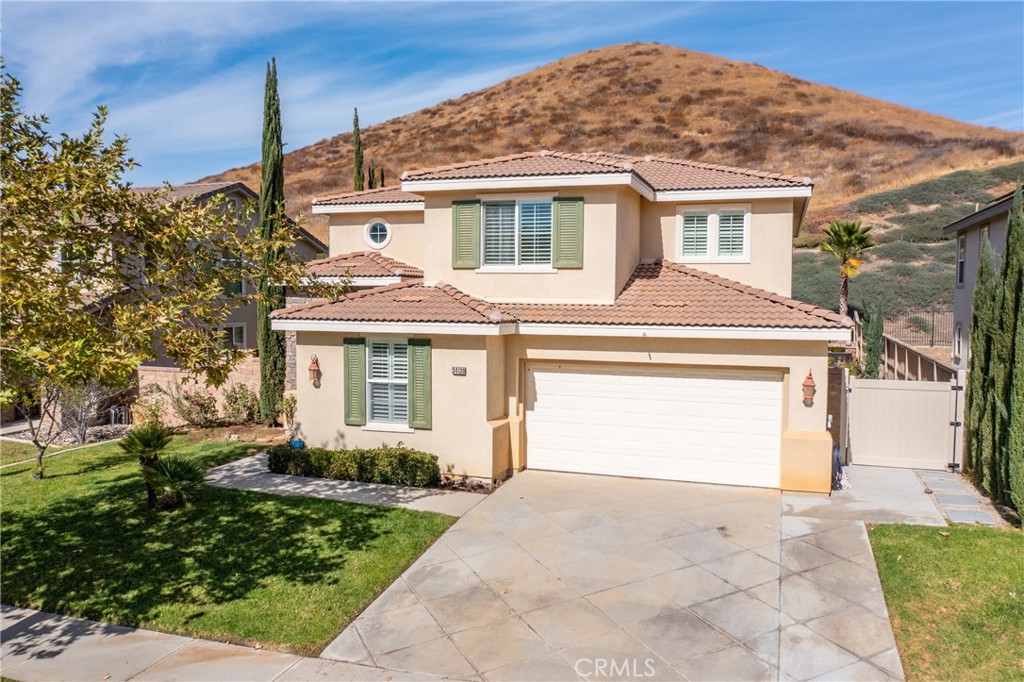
[{"left": 525, "top": 363, "right": 783, "bottom": 488}]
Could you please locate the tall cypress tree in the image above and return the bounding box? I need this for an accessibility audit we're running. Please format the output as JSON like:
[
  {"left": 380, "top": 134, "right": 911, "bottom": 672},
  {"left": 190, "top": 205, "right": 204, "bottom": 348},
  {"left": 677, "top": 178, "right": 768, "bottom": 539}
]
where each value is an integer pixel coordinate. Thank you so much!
[
  {"left": 379, "top": 166, "right": 385, "bottom": 187},
  {"left": 967, "top": 238, "right": 997, "bottom": 476},
  {"left": 353, "top": 108, "right": 364, "bottom": 192},
  {"left": 1009, "top": 278, "right": 1024, "bottom": 513},
  {"left": 993, "top": 186, "right": 1024, "bottom": 507},
  {"left": 367, "top": 160, "right": 376, "bottom": 190},
  {"left": 257, "top": 58, "right": 287, "bottom": 424}
]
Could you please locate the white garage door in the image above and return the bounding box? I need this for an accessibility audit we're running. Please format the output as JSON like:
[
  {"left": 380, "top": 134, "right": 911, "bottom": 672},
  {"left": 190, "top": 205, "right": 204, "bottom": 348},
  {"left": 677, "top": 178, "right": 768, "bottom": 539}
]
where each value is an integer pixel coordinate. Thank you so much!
[{"left": 525, "top": 364, "right": 783, "bottom": 488}]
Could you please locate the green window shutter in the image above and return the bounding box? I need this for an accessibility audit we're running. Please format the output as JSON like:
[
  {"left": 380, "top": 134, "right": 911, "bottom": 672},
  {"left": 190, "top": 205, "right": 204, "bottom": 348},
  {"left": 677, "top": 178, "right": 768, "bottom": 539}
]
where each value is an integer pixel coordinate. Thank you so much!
[
  {"left": 343, "top": 338, "right": 366, "bottom": 426},
  {"left": 407, "top": 339, "right": 432, "bottom": 430},
  {"left": 553, "top": 197, "right": 584, "bottom": 269},
  {"left": 452, "top": 200, "right": 481, "bottom": 269}
]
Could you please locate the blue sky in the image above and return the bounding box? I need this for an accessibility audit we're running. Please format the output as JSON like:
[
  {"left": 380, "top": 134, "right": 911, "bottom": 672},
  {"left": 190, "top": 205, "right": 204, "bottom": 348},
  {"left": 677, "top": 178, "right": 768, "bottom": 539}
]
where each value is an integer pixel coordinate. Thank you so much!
[{"left": 4, "top": 1, "right": 1022, "bottom": 186}]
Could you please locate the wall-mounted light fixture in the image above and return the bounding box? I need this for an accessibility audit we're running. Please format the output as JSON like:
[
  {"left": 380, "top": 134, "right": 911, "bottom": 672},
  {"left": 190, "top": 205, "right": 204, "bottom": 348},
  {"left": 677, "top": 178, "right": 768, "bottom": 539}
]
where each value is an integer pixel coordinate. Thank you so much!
[
  {"left": 308, "top": 355, "right": 321, "bottom": 386},
  {"left": 802, "top": 370, "right": 816, "bottom": 407}
]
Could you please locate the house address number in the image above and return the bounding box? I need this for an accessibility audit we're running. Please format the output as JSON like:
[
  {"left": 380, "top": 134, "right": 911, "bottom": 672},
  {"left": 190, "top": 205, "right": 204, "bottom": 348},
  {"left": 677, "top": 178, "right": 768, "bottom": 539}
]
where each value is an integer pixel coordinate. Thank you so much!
[{"left": 451, "top": 366, "right": 467, "bottom": 376}]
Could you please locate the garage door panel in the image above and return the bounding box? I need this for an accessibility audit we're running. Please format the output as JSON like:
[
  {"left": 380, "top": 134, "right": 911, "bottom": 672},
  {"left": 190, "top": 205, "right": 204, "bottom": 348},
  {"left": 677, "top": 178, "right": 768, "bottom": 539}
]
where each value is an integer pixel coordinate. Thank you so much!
[{"left": 526, "top": 364, "right": 782, "bottom": 488}]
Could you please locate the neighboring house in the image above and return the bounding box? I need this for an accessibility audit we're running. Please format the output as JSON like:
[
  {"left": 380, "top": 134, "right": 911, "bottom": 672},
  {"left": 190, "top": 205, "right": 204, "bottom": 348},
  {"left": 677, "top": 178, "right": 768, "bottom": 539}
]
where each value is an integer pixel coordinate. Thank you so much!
[
  {"left": 942, "top": 191, "right": 1012, "bottom": 368},
  {"left": 136, "top": 181, "right": 326, "bottom": 368},
  {"left": 272, "top": 151, "right": 851, "bottom": 493}
]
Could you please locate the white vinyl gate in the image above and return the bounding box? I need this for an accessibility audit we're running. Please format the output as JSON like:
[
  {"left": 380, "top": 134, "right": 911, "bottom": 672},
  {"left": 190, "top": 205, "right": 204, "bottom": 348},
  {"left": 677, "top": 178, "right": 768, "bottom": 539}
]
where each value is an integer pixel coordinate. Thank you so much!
[{"left": 847, "top": 376, "right": 964, "bottom": 470}]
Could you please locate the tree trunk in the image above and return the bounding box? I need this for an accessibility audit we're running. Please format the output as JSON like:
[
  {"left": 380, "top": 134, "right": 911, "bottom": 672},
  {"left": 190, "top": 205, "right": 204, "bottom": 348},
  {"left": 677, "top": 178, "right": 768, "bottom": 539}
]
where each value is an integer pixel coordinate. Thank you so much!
[
  {"left": 139, "top": 455, "right": 159, "bottom": 508},
  {"left": 34, "top": 444, "right": 45, "bottom": 479},
  {"left": 839, "top": 271, "right": 849, "bottom": 318}
]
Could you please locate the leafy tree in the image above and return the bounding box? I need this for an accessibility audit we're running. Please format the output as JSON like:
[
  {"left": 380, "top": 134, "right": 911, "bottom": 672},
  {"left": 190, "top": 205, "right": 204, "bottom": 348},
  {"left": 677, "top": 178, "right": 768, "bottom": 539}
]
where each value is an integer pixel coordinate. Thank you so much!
[
  {"left": 256, "top": 59, "right": 287, "bottom": 425},
  {"left": 821, "top": 220, "right": 874, "bottom": 317},
  {"left": 352, "top": 108, "right": 363, "bottom": 192},
  {"left": 861, "top": 307, "right": 885, "bottom": 379},
  {"left": 966, "top": 238, "right": 998, "bottom": 476},
  {"left": 0, "top": 67, "right": 337, "bottom": 477}
]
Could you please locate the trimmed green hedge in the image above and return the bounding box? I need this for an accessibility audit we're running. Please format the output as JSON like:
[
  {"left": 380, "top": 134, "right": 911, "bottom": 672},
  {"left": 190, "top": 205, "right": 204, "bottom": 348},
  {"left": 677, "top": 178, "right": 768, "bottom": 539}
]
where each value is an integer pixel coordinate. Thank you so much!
[{"left": 267, "top": 445, "right": 441, "bottom": 488}]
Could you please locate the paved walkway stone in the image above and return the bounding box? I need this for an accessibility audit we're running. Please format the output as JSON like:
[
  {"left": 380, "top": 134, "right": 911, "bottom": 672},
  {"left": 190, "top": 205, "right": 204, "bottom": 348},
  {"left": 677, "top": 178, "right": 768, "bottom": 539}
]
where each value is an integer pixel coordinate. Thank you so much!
[
  {"left": 0, "top": 606, "right": 457, "bottom": 682},
  {"left": 206, "top": 453, "right": 484, "bottom": 516},
  {"left": 914, "top": 469, "right": 1001, "bottom": 526}
]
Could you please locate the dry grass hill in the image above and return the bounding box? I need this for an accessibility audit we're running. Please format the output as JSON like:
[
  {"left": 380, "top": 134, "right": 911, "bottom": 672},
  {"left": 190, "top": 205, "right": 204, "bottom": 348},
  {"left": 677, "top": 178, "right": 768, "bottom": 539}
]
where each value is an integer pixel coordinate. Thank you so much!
[{"left": 201, "top": 42, "right": 1023, "bottom": 243}]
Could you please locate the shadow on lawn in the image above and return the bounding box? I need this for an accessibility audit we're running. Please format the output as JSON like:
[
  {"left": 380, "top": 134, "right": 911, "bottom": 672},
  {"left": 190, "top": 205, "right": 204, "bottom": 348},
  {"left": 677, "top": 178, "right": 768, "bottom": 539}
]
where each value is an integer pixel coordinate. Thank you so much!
[{"left": 1, "top": 472, "right": 394, "bottom": 654}]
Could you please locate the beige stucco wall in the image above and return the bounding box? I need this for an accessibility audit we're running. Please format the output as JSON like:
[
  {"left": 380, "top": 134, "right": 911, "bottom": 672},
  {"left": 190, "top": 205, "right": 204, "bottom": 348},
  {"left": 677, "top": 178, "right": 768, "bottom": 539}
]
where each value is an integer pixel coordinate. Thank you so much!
[
  {"left": 953, "top": 214, "right": 1008, "bottom": 367},
  {"left": 291, "top": 331, "right": 499, "bottom": 481},
  {"left": 328, "top": 211, "right": 427, "bottom": 264},
  {"left": 640, "top": 198, "right": 796, "bottom": 296},
  {"left": 615, "top": 188, "right": 642, "bottom": 295},
  {"left": 290, "top": 330, "right": 833, "bottom": 490}
]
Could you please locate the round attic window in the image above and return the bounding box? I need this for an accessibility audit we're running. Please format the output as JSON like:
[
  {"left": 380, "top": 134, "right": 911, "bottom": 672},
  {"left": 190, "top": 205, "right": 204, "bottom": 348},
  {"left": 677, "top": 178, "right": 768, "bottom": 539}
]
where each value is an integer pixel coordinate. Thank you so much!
[{"left": 364, "top": 219, "right": 392, "bottom": 249}]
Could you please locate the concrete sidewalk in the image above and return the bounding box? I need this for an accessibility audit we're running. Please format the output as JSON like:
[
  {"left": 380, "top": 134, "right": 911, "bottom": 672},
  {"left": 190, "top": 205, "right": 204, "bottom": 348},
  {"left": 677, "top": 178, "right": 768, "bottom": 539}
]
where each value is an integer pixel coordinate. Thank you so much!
[
  {"left": 206, "top": 453, "right": 485, "bottom": 517},
  {"left": 0, "top": 606, "right": 456, "bottom": 682}
]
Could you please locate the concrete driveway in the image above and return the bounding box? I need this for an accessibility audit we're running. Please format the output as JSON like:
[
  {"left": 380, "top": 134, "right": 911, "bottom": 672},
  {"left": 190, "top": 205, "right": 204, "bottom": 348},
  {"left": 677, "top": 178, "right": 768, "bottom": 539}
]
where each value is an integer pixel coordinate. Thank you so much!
[{"left": 324, "top": 471, "right": 905, "bottom": 681}]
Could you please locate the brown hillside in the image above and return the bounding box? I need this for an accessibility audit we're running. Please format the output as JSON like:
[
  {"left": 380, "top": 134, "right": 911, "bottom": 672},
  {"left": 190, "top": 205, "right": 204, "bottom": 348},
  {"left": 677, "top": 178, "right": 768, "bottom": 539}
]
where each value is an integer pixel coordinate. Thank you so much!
[{"left": 200, "top": 42, "right": 1023, "bottom": 241}]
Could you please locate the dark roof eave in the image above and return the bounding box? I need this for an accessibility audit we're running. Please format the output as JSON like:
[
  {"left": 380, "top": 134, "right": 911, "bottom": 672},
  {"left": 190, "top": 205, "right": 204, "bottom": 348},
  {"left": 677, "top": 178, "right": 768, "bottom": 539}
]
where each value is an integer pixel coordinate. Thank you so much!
[{"left": 942, "top": 195, "right": 1014, "bottom": 235}]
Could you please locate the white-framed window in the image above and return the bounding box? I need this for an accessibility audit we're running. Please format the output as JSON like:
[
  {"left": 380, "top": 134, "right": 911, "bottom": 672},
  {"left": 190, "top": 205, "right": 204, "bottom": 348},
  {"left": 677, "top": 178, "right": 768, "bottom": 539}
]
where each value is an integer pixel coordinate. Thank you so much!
[
  {"left": 364, "top": 218, "right": 392, "bottom": 249},
  {"left": 956, "top": 235, "right": 966, "bottom": 287},
  {"left": 220, "top": 256, "right": 245, "bottom": 295},
  {"left": 954, "top": 323, "right": 963, "bottom": 360},
  {"left": 676, "top": 205, "right": 750, "bottom": 262},
  {"left": 222, "top": 324, "right": 246, "bottom": 349},
  {"left": 367, "top": 340, "right": 408, "bottom": 424},
  {"left": 482, "top": 200, "right": 553, "bottom": 267}
]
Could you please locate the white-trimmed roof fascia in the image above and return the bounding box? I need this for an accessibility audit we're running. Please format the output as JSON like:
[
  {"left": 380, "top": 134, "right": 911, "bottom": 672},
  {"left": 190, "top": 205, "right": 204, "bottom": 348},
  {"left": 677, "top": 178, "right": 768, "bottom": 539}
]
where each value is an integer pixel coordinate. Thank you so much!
[
  {"left": 652, "top": 186, "right": 812, "bottom": 202},
  {"left": 312, "top": 202, "right": 425, "bottom": 214},
  {"left": 515, "top": 323, "right": 849, "bottom": 342},
  {"left": 272, "top": 317, "right": 849, "bottom": 342},
  {"left": 271, "top": 320, "right": 517, "bottom": 336},
  {"left": 299, "top": 276, "right": 405, "bottom": 287},
  {"left": 401, "top": 173, "right": 635, "bottom": 193}
]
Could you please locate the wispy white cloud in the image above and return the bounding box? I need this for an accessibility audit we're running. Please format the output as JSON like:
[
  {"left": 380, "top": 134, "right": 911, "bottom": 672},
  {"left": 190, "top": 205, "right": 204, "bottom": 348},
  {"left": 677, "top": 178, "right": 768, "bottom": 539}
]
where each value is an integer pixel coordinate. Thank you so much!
[{"left": 973, "top": 108, "right": 1024, "bottom": 131}]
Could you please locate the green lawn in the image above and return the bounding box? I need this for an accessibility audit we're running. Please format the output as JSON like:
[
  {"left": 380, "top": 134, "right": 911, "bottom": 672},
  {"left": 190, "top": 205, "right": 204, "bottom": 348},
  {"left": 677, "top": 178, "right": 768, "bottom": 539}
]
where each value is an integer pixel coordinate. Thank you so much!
[
  {"left": 0, "top": 439, "right": 66, "bottom": 466},
  {"left": 871, "top": 524, "right": 1024, "bottom": 681},
  {"left": 1, "top": 437, "right": 455, "bottom": 655}
]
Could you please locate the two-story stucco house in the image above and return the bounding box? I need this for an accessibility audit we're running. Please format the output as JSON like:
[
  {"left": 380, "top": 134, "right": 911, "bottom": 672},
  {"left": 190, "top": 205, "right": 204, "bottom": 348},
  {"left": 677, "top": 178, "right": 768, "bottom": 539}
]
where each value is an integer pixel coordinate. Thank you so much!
[
  {"left": 942, "top": 191, "right": 1012, "bottom": 368},
  {"left": 271, "top": 151, "right": 852, "bottom": 493}
]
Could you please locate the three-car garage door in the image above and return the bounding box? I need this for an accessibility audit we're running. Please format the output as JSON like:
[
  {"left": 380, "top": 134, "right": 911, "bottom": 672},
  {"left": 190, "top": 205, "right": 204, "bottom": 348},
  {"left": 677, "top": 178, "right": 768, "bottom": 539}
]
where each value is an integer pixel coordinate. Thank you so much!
[{"left": 525, "top": 364, "right": 783, "bottom": 488}]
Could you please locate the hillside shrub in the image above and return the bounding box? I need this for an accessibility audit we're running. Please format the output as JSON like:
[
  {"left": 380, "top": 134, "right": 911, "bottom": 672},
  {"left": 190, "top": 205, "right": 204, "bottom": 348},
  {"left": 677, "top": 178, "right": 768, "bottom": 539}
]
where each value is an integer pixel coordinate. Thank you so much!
[
  {"left": 222, "top": 383, "right": 258, "bottom": 425},
  {"left": 850, "top": 163, "right": 1024, "bottom": 214},
  {"left": 879, "top": 205, "right": 974, "bottom": 243},
  {"left": 926, "top": 241, "right": 958, "bottom": 262},
  {"left": 870, "top": 241, "right": 925, "bottom": 261},
  {"left": 267, "top": 444, "right": 441, "bottom": 488}
]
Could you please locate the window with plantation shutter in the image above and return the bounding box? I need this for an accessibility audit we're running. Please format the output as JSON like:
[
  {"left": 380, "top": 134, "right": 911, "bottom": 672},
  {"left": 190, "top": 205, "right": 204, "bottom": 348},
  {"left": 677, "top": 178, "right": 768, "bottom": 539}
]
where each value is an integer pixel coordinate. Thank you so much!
[
  {"left": 483, "top": 202, "right": 517, "bottom": 265},
  {"left": 682, "top": 212, "right": 709, "bottom": 258},
  {"left": 552, "top": 197, "right": 583, "bottom": 269},
  {"left": 481, "top": 199, "right": 554, "bottom": 267},
  {"left": 407, "top": 339, "right": 431, "bottom": 430},
  {"left": 677, "top": 205, "right": 750, "bottom": 262},
  {"left": 717, "top": 210, "right": 745, "bottom": 257},
  {"left": 366, "top": 341, "right": 408, "bottom": 424}
]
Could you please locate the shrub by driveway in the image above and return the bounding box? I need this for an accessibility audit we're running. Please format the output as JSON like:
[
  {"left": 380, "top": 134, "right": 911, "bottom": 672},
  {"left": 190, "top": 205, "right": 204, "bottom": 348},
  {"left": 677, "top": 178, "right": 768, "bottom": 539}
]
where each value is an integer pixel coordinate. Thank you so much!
[{"left": 0, "top": 438, "right": 454, "bottom": 655}]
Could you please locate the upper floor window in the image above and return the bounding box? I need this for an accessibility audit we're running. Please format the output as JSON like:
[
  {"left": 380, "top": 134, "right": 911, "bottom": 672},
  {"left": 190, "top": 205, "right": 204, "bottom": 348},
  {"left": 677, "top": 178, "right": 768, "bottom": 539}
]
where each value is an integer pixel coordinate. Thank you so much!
[
  {"left": 222, "top": 324, "right": 246, "bottom": 349},
  {"left": 677, "top": 206, "right": 750, "bottom": 262},
  {"left": 482, "top": 200, "right": 552, "bottom": 267},
  {"left": 364, "top": 218, "right": 392, "bottom": 249},
  {"left": 220, "top": 256, "right": 244, "bottom": 295},
  {"left": 956, "top": 235, "right": 966, "bottom": 287}
]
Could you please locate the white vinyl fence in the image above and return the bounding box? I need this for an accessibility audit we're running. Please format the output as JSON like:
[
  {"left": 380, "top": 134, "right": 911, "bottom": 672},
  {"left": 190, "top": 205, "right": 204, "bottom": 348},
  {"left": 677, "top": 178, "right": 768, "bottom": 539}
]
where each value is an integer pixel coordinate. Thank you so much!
[{"left": 847, "top": 374, "right": 965, "bottom": 471}]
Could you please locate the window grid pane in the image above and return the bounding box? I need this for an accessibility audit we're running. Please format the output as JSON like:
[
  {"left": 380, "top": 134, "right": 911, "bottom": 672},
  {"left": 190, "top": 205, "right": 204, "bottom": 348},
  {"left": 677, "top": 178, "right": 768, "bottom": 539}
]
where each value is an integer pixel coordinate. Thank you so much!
[
  {"left": 519, "top": 201, "right": 552, "bottom": 265},
  {"left": 682, "top": 213, "right": 708, "bottom": 257},
  {"left": 718, "top": 211, "right": 745, "bottom": 256},
  {"left": 483, "top": 202, "right": 516, "bottom": 265},
  {"left": 367, "top": 341, "right": 409, "bottom": 423}
]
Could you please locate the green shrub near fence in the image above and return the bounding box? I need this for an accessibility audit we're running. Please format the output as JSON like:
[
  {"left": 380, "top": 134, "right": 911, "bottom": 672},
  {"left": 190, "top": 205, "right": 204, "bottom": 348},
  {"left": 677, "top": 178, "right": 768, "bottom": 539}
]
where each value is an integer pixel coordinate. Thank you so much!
[{"left": 267, "top": 444, "right": 441, "bottom": 488}]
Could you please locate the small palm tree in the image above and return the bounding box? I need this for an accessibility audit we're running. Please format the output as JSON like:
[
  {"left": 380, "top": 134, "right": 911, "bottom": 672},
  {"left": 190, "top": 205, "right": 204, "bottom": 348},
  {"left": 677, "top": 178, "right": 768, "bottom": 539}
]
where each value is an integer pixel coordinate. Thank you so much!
[
  {"left": 119, "top": 423, "right": 173, "bottom": 508},
  {"left": 821, "top": 220, "right": 874, "bottom": 317}
]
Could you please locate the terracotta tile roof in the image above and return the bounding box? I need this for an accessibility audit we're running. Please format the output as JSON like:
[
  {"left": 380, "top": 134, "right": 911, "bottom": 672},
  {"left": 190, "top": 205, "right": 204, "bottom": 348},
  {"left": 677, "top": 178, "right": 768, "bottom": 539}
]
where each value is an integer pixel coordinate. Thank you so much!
[
  {"left": 272, "top": 281, "right": 515, "bottom": 324},
  {"left": 278, "top": 259, "right": 848, "bottom": 330},
  {"left": 133, "top": 181, "right": 252, "bottom": 203},
  {"left": 305, "top": 251, "right": 424, "bottom": 279},
  {"left": 502, "top": 261, "right": 848, "bottom": 329},
  {"left": 398, "top": 150, "right": 812, "bottom": 191},
  {"left": 313, "top": 186, "right": 424, "bottom": 206}
]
